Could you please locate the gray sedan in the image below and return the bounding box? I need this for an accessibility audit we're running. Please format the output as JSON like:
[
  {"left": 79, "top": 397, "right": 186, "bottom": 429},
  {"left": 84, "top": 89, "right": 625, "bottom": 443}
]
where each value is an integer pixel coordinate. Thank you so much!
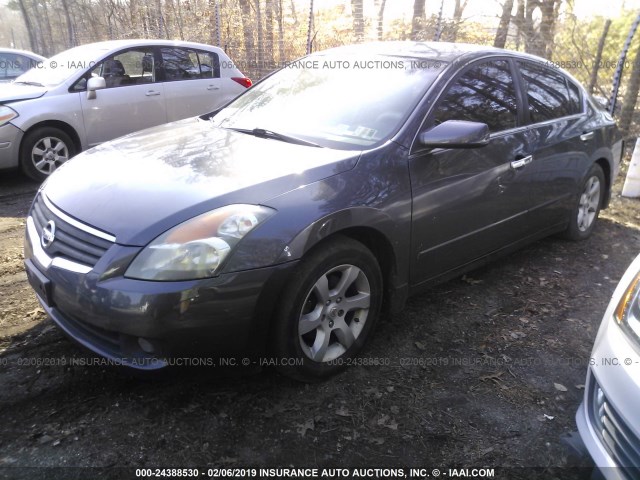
[{"left": 24, "top": 42, "right": 623, "bottom": 381}]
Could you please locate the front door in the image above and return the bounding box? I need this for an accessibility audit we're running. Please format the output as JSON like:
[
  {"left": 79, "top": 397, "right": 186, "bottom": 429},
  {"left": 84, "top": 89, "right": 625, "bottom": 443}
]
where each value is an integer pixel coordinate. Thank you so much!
[
  {"left": 80, "top": 48, "right": 167, "bottom": 147},
  {"left": 409, "top": 58, "right": 532, "bottom": 284}
]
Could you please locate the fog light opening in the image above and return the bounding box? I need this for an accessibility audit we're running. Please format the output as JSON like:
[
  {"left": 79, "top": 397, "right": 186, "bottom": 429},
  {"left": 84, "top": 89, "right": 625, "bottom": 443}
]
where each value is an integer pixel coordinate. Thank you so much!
[{"left": 137, "top": 337, "right": 155, "bottom": 354}]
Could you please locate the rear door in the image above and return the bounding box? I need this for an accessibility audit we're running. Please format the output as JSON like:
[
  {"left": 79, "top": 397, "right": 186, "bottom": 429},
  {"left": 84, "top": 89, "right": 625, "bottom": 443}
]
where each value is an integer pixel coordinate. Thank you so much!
[
  {"left": 79, "top": 47, "right": 167, "bottom": 147},
  {"left": 513, "top": 60, "right": 591, "bottom": 231},
  {"left": 409, "top": 58, "right": 533, "bottom": 284},
  {"left": 159, "top": 47, "right": 224, "bottom": 122}
]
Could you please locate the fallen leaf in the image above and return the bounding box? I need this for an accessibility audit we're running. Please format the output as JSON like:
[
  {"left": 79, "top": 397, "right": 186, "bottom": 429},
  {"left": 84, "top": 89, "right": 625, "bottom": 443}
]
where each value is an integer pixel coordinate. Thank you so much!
[
  {"left": 296, "top": 418, "right": 314, "bottom": 437},
  {"left": 415, "top": 341, "right": 427, "bottom": 351},
  {"left": 335, "top": 406, "right": 351, "bottom": 417},
  {"left": 554, "top": 383, "right": 568, "bottom": 392}
]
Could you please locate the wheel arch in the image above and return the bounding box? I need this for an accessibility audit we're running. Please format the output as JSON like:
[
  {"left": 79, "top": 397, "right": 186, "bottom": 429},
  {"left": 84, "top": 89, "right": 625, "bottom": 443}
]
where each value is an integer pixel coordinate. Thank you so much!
[
  {"left": 594, "top": 157, "right": 612, "bottom": 209},
  {"left": 19, "top": 120, "right": 82, "bottom": 159},
  {"left": 284, "top": 212, "right": 409, "bottom": 316}
]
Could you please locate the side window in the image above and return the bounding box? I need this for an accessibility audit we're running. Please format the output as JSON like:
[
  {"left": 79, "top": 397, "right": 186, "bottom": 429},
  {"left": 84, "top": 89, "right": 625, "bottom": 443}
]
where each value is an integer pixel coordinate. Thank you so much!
[
  {"left": 432, "top": 60, "right": 518, "bottom": 132},
  {"left": 87, "top": 49, "right": 155, "bottom": 89},
  {"left": 517, "top": 61, "right": 573, "bottom": 123},
  {"left": 160, "top": 48, "right": 201, "bottom": 81},
  {"left": 196, "top": 51, "right": 221, "bottom": 79},
  {"left": 0, "top": 53, "right": 35, "bottom": 79},
  {"left": 567, "top": 80, "right": 582, "bottom": 115}
]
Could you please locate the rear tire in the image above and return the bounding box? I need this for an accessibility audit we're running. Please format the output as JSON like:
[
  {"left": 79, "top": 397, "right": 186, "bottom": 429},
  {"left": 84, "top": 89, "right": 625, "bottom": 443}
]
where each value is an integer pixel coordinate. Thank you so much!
[
  {"left": 272, "top": 235, "right": 383, "bottom": 382},
  {"left": 20, "top": 127, "right": 76, "bottom": 182},
  {"left": 563, "top": 163, "right": 605, "bottom": 241}
]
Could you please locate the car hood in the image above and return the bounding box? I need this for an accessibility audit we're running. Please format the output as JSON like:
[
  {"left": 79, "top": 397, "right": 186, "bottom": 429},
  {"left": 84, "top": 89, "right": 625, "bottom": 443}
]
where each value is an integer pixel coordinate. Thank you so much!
[
  {"left": 0, "top": 83, "right": 48, "bottom": 103},
  {"left": 43, "top": 118, "right": 360, "bottom": 246}
]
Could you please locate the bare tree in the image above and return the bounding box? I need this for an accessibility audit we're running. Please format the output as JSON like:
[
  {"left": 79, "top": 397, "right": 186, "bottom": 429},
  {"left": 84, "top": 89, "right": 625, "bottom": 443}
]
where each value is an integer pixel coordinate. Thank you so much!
[
  {"left": 447, "top": 0, "right": 468, "bottom": 42},
  {"left": 238, "top": 0, "right": 256, "bottom": 69},
  {"left": 254, "top": 0, "right": 264, "bottom": 75},
  {"left": 588, "top": 19, "right": 611, "bottom": 94},
  {"left": 619, "top": 39, "right": 640, "bottom": 134},
  {"left": 494, "top": 0, "right": 514, "bottom": 48},
  {"left": 351, "top": 0, "right": 364, "bottom": 43},
  {"left": 15, "top": 0, "right": 37, "bottom": 52},
  {"left": 411, "top": 0, "right": 426, "bottom": 41},
  {"left": 375, "top": 0, "right": 387, "bottom": 41},
  {"left": 276, "top": 0, "right": 285, "bottom": 65},
  {"left": 265, "top": 0, "right": 274, "bottom": 69}
]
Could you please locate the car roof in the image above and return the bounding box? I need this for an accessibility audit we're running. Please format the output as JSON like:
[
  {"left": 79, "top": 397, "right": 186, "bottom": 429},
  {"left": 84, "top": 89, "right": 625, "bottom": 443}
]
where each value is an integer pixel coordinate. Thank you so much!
[
  {"left": 314, "top": 41, "right": 545, "bottom": 64},
  {"left": 60, "top": 39, "right": 226, "bottom": 55},
  {"left": 0, "top": 47, "right": 47, "bottom": 61}
]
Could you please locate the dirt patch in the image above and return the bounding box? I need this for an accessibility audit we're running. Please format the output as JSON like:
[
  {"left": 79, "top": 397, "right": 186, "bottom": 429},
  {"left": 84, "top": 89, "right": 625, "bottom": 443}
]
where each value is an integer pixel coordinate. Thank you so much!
[{"left": 0, "top": 168, "right": 639, "bottom": 479}]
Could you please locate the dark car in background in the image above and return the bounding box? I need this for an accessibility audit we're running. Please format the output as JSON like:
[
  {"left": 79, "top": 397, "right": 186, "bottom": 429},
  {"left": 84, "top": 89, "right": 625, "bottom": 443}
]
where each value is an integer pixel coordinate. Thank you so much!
[{"left": 24, "top": 42, "right": 623, "bottom": 381}]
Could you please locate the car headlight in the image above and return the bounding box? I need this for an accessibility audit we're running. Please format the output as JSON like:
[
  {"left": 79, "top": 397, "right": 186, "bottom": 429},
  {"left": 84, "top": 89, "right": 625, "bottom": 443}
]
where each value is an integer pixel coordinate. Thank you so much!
[
  {"left": 0, "top": 106, "right": 18, "bottom": 127},
  {"left": 614, "top": 270, "right": 640, "bottom": 344},
  {"left": 125, "top": 204, "right": 275, "bottom": 281}
]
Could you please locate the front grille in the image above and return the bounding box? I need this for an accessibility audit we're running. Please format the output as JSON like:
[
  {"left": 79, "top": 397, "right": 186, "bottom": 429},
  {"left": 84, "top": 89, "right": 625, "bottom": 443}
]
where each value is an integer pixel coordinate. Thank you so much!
[
  {"left": 31, "top": 194, "right": 114, "bottom": 268},
  {"left": 589, "top": 376, "right": 640, "bottom": 477}
]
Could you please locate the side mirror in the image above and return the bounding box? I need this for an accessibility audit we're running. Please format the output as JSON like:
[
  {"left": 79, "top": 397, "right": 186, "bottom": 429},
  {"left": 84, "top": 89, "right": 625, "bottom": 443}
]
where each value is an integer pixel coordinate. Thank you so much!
[
  {"left": 86, "top": 76, "right": 106, "bottom": 100},
  {"left": 419, "top": 120, "right": 490, "bottom": 149}
]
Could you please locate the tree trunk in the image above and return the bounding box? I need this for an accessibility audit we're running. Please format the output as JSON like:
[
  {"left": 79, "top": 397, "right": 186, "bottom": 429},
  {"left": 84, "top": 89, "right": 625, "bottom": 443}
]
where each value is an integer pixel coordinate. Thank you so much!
[
  {"left": 39, "top": 0, "right": 55, "bottom": 56},
  {"left": 255, "top": 0, "right": 264, "bottom": 76},
  {"left": 514, "top": 0, "right": 524, "bottom": 50},
  {"left": 238, "top": 0, "right": 255, "bottom": 73},
  {"left": 619, "top": 40, "right": 640, "bottom": 135},
  {"left": 494, "top": 0, "right": 514, "bottom": 48},
  {"left": 376, "top": 0, "right": 386, "bottom": 41},
  {"left": 276, "top": 0, "right": 285, "bottom": 65},
  {"left": 448, "top": 0, "right": 467, "bottom": 42},
  {"left": 265, "top": 0, "right": 274, "bottom": 69},
  {"left": 411, "top": 0, "right": 426, "bottom": 41},
  {"left": 16, "top": 0, "right": 37, "bottom": 52},
  {"left": 351, "top": 0, "right": 364, "bottom": 43},
  {"left": 589, "top": 19, "right": 611, "bottom": 94},
  {"left": 539, "top": 0, "right": 558, "bottom": 59}
]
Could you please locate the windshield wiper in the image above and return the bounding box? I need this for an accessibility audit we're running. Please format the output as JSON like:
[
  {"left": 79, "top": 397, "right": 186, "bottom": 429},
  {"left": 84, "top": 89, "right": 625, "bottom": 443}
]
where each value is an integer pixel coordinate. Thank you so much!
[
  {"left": 226, "top": 127, "right": 323, "bottom": 148},
  {"left": 14, "top": 81, "right": 44, "bottom": 87}
]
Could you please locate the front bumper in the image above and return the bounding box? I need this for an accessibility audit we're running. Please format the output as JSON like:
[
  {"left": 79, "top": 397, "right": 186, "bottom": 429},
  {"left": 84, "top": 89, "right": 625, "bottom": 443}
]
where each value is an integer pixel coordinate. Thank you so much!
[
  {"left": 576, "top": 317, "right": 640, "bottom": 480},
  {"left": 0, "top": 123, "right": 23, "bottom": 170},
  {"left": 24, "top": 214, "right": 297, "bottom": 369}
]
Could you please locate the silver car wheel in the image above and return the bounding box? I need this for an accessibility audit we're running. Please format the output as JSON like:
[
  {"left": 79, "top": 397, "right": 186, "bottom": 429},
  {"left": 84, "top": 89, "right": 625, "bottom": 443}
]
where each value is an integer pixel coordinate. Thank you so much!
[
  {"left": 31, "top": 136, "right": 70, "bottom": 175},
  {"left": 298, "top": 264, "right": 371, "bottom": 363},
  {"left": 577, "top": 175, "right": 601, "bottom": 232}
]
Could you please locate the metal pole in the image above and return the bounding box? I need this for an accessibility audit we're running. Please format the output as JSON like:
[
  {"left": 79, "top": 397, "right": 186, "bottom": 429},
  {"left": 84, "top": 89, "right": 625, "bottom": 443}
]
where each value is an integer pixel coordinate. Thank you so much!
[
  {"left": 215, "top": 0, "right": 221, "bottom": 46},
  {"left": 609, "top": 11, "right": 640, "bottom": 115},
  {"left": 306, "top": 0, "right": 314, "bottom": 55}
]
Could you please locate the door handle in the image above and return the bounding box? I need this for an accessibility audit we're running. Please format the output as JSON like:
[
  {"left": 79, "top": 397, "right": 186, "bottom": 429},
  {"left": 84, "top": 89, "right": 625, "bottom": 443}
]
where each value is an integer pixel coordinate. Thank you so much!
[
  {"left": 207, "top": 85, "right": 220, "bottom": 90},
  {"left": 145, "top": 90, "right": 161, "bottom": 96},
  {"left": 580, "top": 131, "right": 594, "bottom": 141},
  {"left": 510, "top": 155, "right": 533, "bottom": 170}
]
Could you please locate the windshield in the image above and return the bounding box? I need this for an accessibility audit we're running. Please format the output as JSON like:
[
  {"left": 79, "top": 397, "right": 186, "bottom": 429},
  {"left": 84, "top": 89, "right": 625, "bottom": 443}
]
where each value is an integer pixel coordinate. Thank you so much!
[
  {"left": 212, "top": 54, "right": 446, "bottom": 149},
  {"left": 15, "top": 44, "right": 110, "bottom": 87}
]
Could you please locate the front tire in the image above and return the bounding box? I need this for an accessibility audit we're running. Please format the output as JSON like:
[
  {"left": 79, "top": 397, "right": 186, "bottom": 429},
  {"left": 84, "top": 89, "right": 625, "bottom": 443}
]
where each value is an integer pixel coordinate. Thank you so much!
[
  {"left": 272, "top": 235, "right": 383, "bottom": 382},
  {"left": 20, "top": 127, "right": 76, "bottom": 182},
  {"left": 563, "top": 163, "right": 605, "bottom": 241}
]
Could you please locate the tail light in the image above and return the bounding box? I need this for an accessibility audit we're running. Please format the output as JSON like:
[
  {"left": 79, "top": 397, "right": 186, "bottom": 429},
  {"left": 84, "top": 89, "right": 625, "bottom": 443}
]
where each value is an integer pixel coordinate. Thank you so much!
[{"left": 231, "top": 77, "right": 252, "bottom": 88}]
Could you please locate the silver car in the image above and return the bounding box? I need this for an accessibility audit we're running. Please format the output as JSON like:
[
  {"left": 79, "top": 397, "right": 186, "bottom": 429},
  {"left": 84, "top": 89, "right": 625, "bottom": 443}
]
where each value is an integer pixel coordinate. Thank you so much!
[
  {"left": 0, "top": 40, "right": 251, "bottom": 180},
  {"left": 576, "top": 252, "right": 640, "bottom": 479},
  {"left": 0, "top": 48, "right": 46, "bottom": 83}
]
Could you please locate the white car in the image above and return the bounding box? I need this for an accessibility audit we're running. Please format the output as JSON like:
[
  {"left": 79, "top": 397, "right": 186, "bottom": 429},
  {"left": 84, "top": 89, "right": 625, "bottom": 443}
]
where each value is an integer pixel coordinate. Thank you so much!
[
  {"left": 576, "top": 252, "right": 640, "bottom": 479},
  {"left": 0, "top": 40, "right": 251, "bottom": 180},
  {"left": 0, "top": 48, "right": 46, "bottom": 83}
]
